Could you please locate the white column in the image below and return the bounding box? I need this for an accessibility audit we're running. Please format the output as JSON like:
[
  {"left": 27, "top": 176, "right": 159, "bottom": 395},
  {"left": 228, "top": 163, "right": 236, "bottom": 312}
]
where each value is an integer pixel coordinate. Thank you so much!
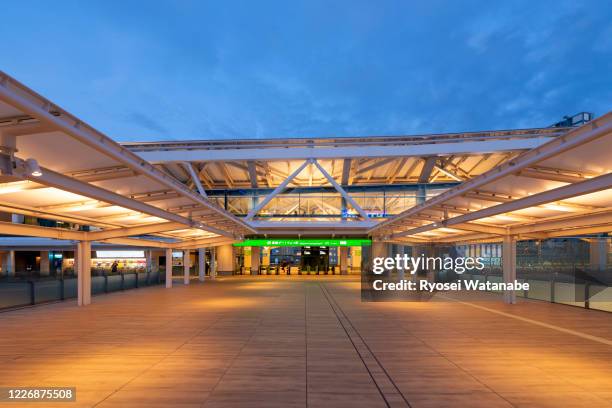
[
  {"left": 210, "top": 247, "right": 216, "bottom": 279},
  {"left": 77, "top": 241, "right": 92, "bottom": 306},
  {"left": 2, "top": 250, "right": 15, "bottom": 277},
  {"left": 502, "top": 235, "right": 517, "bottom": 304},
  {"left": 198, "top": 248, "right": 206, "bottom": 282},
  {"left": 339, "top": 247, "right": 348, "bottom": 275},
  {"left": 165, "top": 248, "right": 173, "bottom": 288},
  {"left": 40, "top": 251, "right": 50, "bottom": 276},
  {"left": 183, "top": 250, "right": 190, "bottom": 285},
  {"left": 216, "top": 244, "right": 234, "bottom": 275},
  {"left": 250, "top": 246, "right": 260, "bottom": 275}
]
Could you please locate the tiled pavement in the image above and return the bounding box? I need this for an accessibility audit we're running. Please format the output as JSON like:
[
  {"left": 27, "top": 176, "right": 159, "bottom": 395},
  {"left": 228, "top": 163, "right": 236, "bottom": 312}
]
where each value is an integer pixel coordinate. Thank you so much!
[{"left": 0, "top": 276, "right": 611, "bottom": 407}]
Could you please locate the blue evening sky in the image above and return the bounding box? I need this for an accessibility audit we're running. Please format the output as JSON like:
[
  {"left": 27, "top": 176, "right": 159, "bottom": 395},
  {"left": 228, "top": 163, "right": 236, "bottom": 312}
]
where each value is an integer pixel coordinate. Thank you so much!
[{"left": 2, "top": 1, "right": 611, "bottom": 142}]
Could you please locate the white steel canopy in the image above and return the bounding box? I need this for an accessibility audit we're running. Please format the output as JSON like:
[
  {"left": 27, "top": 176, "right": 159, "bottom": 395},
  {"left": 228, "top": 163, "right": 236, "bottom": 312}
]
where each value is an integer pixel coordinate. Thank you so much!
[
  {"left": 1, "top": 70, "right": 610, "bottom": 243},
  {"left": 0, "top": 71, "right": 253, "bottom": 247},
  {"left": 124, "top": 130, "right": 566, "bottom": 189},
  {"left": 120, "top": 113, "right": 572, "bottom": 234},
  {"left": 370, "top": 112, "right": 612, "bottom": 243}
]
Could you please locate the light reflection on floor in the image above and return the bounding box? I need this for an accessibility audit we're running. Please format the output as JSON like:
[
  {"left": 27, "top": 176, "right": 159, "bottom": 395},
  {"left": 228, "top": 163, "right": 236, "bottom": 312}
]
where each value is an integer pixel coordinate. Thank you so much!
[{"left": 0, "top": 277, "right": 610, "bottom": 407}]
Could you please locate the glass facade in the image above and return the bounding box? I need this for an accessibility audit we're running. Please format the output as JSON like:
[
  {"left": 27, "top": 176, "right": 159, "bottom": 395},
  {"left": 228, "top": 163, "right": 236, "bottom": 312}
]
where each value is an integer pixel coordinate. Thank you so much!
[
  {"left": 393, "top": 238, "right": 611, "bottom": 312},
  {"left": 206, "top": 185, "right": 450, "bottom": 218}
]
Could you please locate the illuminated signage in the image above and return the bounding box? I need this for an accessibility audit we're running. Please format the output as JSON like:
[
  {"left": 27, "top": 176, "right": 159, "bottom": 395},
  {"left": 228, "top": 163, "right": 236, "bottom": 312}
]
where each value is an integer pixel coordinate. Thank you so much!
[
  {"left": 233, "top": 238, "right": 371, "bottom": 247},
  {"left": 95, "top": 250, "right": 145, "bottom": 259}
]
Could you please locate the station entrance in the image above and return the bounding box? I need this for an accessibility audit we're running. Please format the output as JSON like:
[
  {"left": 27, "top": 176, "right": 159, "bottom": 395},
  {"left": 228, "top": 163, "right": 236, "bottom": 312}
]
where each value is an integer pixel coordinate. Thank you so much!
[
  {"left": 234, "top": 238, "right": 370, "bottom": 276},
  {"left": 300, "top": 246, "right": 330, "bottom": 272}
]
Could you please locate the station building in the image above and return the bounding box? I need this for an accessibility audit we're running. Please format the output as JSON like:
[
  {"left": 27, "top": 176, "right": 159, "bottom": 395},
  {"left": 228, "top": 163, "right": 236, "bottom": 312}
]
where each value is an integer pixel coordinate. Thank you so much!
[{"left": 0, "top": 71, "right": 610, "bottom": 311}]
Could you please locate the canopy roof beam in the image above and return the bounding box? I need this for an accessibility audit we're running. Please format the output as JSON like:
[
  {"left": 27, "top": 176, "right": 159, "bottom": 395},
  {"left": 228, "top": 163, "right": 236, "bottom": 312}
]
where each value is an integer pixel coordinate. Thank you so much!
[
  {"left": 182, "top": 162, "right": 207, "bottom": 197},
  {"left": 134, "top": 138, "right": 554, "bottom": 162},
  {"left": 0, "top": 220, "right": 172, "bottom": 247},
  {"left": 341, "top": 158, "right": 351, "bottom": 186},
  {"left": 392, "top": 172, "right": 612, "bottom": 238},
  {"left": 434, "top": 163, "right": 465, "bottom": 181},
  {"left": 0, "top": 200, "right": 122, "bottom": 229},
  {"left": 11, "top": 156, "right": 232, "bottom": 237},
  {"left": 355, "top": 157, "right": 396, "bottom": 175},
  {"left": 88, "top": 222, "right": 187, "bottom": 240},
  {"left": 371, "top": 116, "right": 612, "bottom": 235},
  {"left": 517, "top": 166, "right": 595, "bottom": 183},
  {"left": 510, "top": 208, "right": 612, "bottom": 235},
  {"left": 418, "top": 157, "right": 437, "bottom": 183},
  {"left": 174, "top": 237, "right": 236, "bottom": 249},
  {"left": 247, "top": 160, "right": 258, "bottom": 188}
]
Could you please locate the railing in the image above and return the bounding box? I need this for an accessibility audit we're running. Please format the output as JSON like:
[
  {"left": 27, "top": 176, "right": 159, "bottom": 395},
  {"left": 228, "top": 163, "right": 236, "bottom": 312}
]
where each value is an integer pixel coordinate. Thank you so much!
[
  {"left": 462, "top": 272, "right": 611, "bottom": 313},
  {"left": 0, "top": 270, "right": 164, "bottom": 311}
]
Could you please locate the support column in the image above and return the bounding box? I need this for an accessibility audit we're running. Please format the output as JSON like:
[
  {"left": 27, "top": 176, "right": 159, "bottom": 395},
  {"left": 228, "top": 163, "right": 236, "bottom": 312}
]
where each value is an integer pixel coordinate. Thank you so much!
[
  {"left": 371, "top": 241, "right": 390, "bottom": 258},
  {"left": 250, "top": 246, "right": 260, "bottom": 275},
  {"left": 251, "top": 196, "right": 259, "bottom": 213},
  {"left": 589, "top": 237, "right": 608, "bottom": 272},
  {"left": 372, "top": 241, "right": 391, "bottom": 277},
  {"left": 77, "top": 241, "right": 91, "bottom": 306},
  {"left": 8, "top": 250, "right": 15, "bottom": 276},
  {"left": 145, "top": 250, "right": 152, "bottom": 272},
  {"left": 216, "top": 244, "right": 234, "bottom": 276},
  {"left": 73, "top": 247, "right": 79, "bottom": 277},
  {"left": 502, "top": 235, "right": 517, "bottom": 304},
  {"left": 2, "top": 250, "right": 15, "bottom": 277},
  {"left": 360, "top": 242, "right": 373, "bottom": 277},
  {"left": 40, "top": 251, "right": 50, "bottom": 276},
  {"left": 210, "top": 247, "right": 216, "bottom": 279},
  {"left": 61, "top": 251, "right": 68, "bottom": 275},
  {"left": 421, "top": 244, "right": 436, "bottom": 282},
  {"left": 198, "top": 248, "right": 206, "bottom": 282},
  {"left": 151, "top": 251, "right": 160, "bottom": 273},
  {"left": 417, "top": 184, "right": 427, "bottom": 204},
  {"left": 165, "top": 248, "right": 173, "bottom": 288},
  {"left": 339, "top": 246, "right": 348, "bottom": 275},
  {"left": 261, "top": 247, "right": 270, "bottom": 268},
  {"left": 351, "top": 246, "right": 362, "bottom": 274},
  {"left": 183, "top": 250, "right": 190, "bottom": 285},
  {"left": 397, "top": 245, "right": 406, "bottom": 280}
]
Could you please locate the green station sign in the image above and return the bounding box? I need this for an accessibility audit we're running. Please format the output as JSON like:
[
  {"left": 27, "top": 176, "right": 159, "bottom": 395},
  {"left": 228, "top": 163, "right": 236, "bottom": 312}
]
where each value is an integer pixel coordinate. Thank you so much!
[{"left": 233, "top": 238, "right": 371, "bottom": 247}]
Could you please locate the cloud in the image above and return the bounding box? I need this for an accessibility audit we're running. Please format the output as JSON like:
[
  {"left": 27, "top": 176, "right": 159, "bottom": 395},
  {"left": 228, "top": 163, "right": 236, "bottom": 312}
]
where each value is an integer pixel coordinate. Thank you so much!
[
  {"left": 126, "top": 112, "right": 168, "bottom": 135},
  {"left": 1, "top": 0, "right": 611, "bottom": 141}
]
